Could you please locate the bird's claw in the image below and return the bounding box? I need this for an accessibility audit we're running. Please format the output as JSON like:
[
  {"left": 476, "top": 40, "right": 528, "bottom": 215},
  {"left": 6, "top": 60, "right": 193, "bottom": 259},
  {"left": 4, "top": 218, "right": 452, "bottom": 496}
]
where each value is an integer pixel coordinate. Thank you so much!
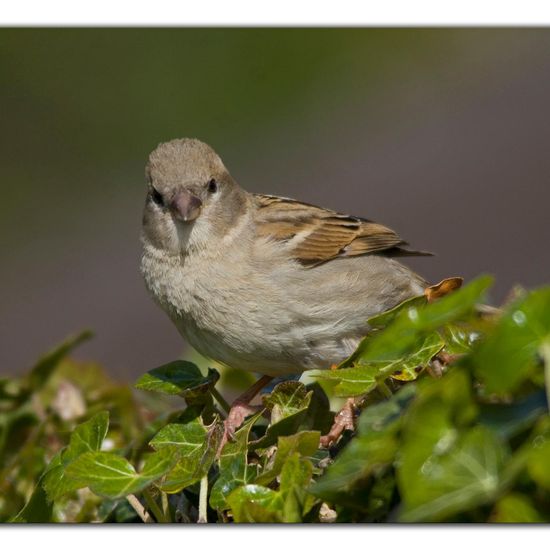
[{"left": 320, "top": 397, "right": 358, "bottom": 448}]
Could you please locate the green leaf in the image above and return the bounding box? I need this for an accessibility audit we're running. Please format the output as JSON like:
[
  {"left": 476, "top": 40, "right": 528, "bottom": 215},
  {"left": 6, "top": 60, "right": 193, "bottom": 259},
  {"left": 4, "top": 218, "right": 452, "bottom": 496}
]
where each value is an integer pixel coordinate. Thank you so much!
[
  {"left": 491, "top": 493, "right": 545, "bottom": 523},
  {"left": 299, "top": 382, "right": 334, "bottom": 434},
  {"left": 396, "top": 369, "right": 508, "bottom": 521},
  {"left": 263, "top": 380, "right": 312, "bottom": 423},
  {"left": 64, "top": 447, "right": 176, "bottom": 499},
  {"left": 478, "top": 391, "right": 547, "bottom": 440},
  {"left": 470, "top": 288, "right": 550, "bottom": 394},
  {"left": 226, "top": 485, "right": 281, "bottom": 522},
  {"left": 358, "top": 383, "right": 417, "bottom": 433},
  {"left": 399, "top": 369, "right": 478, "bottom": 479},
  {"left": 10, "top": 477, "right": 53, "bottom": 523},
  {"left": 311, "top": 385, "right": 415, "bottom": 500},
  {"left": 399, "top": 425, "right": 506, "bottom": 522},
  {"left": 312, "top": 334, "right": 444, "bottom": 396},
  {"left": 527, "top": 430, "right": 550, "bottom": 490},
  {"left": 441, "top": 323, "right": 481, "bottom": 355},
  {"left": 310, "top": 364, "right": 380, "bottom": 397},
  {"left": 66, "top": 411, "right": 109, "bottom": 459},
  {"left": 149, "top": 418, "right": 208, "bottom": 452},
  {"left": 250, "top": 381, "right": 312, "bottom": 449},
  {"left": 344, "top": 275, "right": 493, "bottom": 367},
  {"left": 151, "top": 418, "right": 222, "bottom": 493},
  {"left": 43, "top": 411, "right": 110, "bottom": 501},
  {"left": 540, "top": 338, "right": 550, "bottom": 411},
  {"left": 277, "top": 453, "right": 316, "bottom": 522},
  {"left": 367, "top": 294, "right": 427, "bottom": 329},
  {"left": 397, "top": 367, "right": 507, "bottom": 521},
  {"left": 256, "top": 431, "right": 320, "bottom": 485},
  {"left": 27, "top": 330, "right": 93, "bottom": 392},
  {"left": 210, "top": 413, "right": 261, "bottom": 510},
  {"left": 389, "top": 332, "right": 445, "bottom": 381},
  {"left": 134, "top": 360, "right": 219, "bottom": 399},
  {"left": 228, "top": 453, "right": 316, "bottom": 523}
]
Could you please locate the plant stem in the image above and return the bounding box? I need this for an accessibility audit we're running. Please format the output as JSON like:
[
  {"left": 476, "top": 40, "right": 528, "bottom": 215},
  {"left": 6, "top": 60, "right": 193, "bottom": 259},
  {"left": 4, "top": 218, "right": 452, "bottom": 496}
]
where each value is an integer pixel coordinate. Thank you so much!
[
  {"left": 211, "top": 387, "right": 231, "bottom": 414},
  {"left": 197, "top": 475, "right": 209, "bottom": 523},
  {"left": 378, "top": 380, "right": 392, "bottom": 398},
  {"left": 126, "top": 494, "right": 154, "bottom": 523},
  {"left": 161, "top": 491, "right": 170, "bottom": 522},
  {"left": 143, "top": 488, "right": 170, "bottom": 523}
]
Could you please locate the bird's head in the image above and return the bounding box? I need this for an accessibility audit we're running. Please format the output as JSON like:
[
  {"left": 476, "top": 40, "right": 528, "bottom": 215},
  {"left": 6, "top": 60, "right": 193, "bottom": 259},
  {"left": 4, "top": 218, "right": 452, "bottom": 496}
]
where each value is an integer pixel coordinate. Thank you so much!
[{"left": 142, "top": 138, "right": 247, "bottom": 254}]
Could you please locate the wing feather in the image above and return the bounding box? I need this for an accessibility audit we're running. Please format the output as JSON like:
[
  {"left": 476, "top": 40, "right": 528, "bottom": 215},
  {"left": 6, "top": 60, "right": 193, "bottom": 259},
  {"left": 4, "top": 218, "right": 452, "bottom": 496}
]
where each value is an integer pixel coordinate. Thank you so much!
[{"left": 254, "top": 194, "right": 431, "bottom": 266}]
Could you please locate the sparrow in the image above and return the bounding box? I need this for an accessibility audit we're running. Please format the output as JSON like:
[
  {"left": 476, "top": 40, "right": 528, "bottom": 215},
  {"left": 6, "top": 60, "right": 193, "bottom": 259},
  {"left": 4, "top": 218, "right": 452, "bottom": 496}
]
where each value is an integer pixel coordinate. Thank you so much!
[{"left": 140, "top": 138, "right": 431, "bottom": 438}]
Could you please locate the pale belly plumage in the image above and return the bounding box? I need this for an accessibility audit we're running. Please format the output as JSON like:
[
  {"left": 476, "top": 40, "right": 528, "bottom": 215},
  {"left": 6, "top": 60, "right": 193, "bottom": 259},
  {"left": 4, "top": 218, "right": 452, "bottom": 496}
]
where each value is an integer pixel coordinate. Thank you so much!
[{"left": 141, "top": 240, "right": 425, "bottom": 377}]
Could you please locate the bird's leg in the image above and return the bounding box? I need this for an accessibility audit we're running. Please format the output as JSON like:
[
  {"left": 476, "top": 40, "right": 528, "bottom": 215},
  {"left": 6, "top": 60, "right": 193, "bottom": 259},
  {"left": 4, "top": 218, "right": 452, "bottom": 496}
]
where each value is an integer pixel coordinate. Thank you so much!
[
  {"left": 320, "top": 397, "right": 359, "bottom": 448},
  {"left": 219, "top": 375, "right": 273, "bottom": 450}
]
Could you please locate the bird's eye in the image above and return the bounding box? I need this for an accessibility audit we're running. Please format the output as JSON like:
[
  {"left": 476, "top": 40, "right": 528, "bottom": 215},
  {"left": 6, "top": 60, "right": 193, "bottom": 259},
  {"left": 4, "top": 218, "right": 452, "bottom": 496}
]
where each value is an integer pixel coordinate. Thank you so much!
[
  {"left": 151, "top": 187, "right": 164, "bottom": 206},
  {"left": 207, "top": 178, "right": 218, "bottom": 193}
]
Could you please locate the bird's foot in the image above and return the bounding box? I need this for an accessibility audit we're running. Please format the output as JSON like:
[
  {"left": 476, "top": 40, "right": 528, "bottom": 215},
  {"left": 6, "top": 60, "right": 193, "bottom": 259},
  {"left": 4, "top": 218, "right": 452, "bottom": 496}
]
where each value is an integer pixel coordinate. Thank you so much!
[{"left": 320, "top": 397, "right": 358, "bottom": 448}]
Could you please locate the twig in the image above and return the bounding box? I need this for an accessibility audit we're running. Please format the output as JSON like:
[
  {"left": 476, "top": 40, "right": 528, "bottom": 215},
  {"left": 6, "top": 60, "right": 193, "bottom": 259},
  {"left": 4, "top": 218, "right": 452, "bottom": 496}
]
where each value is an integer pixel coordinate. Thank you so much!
[
  {"left": 143, "top": 488, "right": 170, "bottom": 523},
  {"left": 197, "top": 475, "right": 209, "bottom": 523},
  {"left": 211, "top": 387, "right": 231, "bottom": 414},
  {"left": 377, "top": 380, "right": 392, "bottom": 398},
  {"left": 161, "top": 491, "right": 170, "bottom": 522},
  {"left": 126, "top": 494, "right": 154, "bottom": 523}
]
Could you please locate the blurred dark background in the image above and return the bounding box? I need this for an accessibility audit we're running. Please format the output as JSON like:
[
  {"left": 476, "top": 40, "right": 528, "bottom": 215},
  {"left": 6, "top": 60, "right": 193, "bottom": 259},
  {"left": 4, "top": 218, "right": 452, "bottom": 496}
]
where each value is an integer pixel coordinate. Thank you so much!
[{"left": 1, "top": 28, "right": 549, "bottom": 379}]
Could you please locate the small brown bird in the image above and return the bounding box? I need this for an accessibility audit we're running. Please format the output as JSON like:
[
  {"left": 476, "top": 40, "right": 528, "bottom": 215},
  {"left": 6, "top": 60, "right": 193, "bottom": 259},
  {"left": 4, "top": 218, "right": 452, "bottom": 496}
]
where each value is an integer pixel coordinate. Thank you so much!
[{"left": 140, "top": 138, "right": 431, "bottom": 439}]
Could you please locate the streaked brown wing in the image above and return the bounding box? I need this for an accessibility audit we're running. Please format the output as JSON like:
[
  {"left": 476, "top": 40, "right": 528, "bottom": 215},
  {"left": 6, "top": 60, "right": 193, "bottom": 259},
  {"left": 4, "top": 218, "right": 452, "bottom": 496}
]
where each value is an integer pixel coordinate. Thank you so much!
[{"left": 254, "top": 194, "right": 431, "bottom": 266}]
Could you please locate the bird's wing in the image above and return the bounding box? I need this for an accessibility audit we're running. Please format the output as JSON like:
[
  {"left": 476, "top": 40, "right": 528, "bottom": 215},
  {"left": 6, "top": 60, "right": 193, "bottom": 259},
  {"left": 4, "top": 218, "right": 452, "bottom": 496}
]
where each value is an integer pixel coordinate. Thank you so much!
[{"left": 254, "top": 194, "right": 432, "bottom": 266}]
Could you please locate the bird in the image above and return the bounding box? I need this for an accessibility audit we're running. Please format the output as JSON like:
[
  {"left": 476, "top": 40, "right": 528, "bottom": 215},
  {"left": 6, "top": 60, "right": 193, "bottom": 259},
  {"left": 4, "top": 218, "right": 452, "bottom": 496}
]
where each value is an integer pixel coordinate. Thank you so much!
[{"left": 140, "top": 138, "right": 432, "bottom": 442}]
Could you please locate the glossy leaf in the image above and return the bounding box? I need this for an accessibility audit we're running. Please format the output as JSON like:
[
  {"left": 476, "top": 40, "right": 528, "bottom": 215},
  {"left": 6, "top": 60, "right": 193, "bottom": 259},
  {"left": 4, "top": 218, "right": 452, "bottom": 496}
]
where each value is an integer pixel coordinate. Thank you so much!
[
  {"left": 135, "top": 360, "right": 219, "bottom": 399},
  {"left": 226, "top": 485, "right": 281, "bottom": 523},
  {"left": 228, "top": 453, "right": 315, "bottom": 523},
  {"left": 470, "top": 288, "right": 550, "bottom": 394},
  {"left": 10, "top": 477, "right": 53, "bottom": 523},
  {"left": 395, "top": 369, "right": 506, "bottom": 523},
  {"left": 442, "top": 323, "right": 481, "bottom": 355},
  {"left": 43, "top": 411, "right": 109, "bottom": 501},
  {"left": 478, "top": 391, "right": 547, "bottom": 440},
  {"left": 312, "top": 333, "right": 443, "bottom": 396},
  {"left": 367, "top": 295, "right": 427, "bottom": 329},
  {"left": 491, "top": 493, "right": 545, "bottom": 523},
  {"left": 344, "top": 275, "right": 493, "bottom": 367},
  {"left": 400, "top": 426, "right": 506, "bottom": 522},
  {"left": 527, "top": 430, "right": 550, "bottom": 490},
  {"left": 151, "top": 418, "right": 222, "bottom": 493},
  {"left": 277, "top": 453, "right": 316, "bottom": 522},
  {"left": 540, "top": 338, "right": 550, "bottom": 411},
  {"left": 358, "top": 383, "right": 417, "bottom": 433},
  {"left": 299, "top": 382, "right": 334, "bottom": 434},
  {"left": 64, "top": 447, "right": 176, "bottom": 499},
  {"left": 210, "top": 413, "right": 261, "bottom": 510},
  {"left": 311, "top": 385, "right": 415, "bottom": 499},
  {"left": 250, "top": 382, "right": 312, "bottom": 449},
  {"left": 256, "top": 431, "right": 320, "bottom": 485}
]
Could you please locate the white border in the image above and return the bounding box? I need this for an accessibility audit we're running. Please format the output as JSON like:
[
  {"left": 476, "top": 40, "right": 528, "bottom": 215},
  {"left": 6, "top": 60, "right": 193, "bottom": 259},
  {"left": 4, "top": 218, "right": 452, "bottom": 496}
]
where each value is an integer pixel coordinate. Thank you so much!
[
  {"left": 2, "top": 0, "right": 550, "bottom": 26},
  {"left": 1, "top": 525, "right": 545, "bottom": 549},
  {"left": 2, "top": 0, "right": 548, "bottom": 541}
]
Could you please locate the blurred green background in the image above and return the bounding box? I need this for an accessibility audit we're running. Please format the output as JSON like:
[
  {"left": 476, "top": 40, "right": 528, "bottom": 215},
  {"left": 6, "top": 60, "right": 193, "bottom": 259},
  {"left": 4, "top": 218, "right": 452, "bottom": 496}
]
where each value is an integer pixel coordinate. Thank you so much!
[{"left": 1, "top": 28, "right": 549, "bottom": 379}]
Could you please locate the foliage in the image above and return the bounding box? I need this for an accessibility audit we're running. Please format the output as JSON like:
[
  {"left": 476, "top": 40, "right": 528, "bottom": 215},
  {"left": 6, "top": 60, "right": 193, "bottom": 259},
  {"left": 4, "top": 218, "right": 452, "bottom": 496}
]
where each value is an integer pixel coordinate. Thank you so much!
[{"left": 3, "top": 275, "right": 550, "bottom": 523}]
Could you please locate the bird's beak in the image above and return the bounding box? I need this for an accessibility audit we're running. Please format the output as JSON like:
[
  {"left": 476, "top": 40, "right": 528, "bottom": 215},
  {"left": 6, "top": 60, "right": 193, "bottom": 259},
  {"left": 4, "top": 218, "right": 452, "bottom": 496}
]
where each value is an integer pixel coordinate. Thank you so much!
[{"left": 169, "top": 190, "right": 203, "bottom": 222}]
